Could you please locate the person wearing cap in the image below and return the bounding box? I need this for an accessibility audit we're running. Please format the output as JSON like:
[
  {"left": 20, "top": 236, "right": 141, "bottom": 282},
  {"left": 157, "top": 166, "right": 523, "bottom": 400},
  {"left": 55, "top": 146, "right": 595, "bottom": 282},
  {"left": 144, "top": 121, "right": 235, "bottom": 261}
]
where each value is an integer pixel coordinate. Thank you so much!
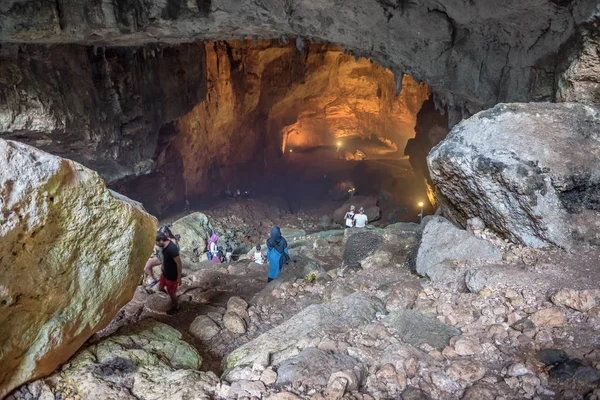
[
  {"left": 344, "top": 205, "right": 356, "bottom": 228},
  {"left": 354, "top": 207, "right": 369, "bottom": 228}
]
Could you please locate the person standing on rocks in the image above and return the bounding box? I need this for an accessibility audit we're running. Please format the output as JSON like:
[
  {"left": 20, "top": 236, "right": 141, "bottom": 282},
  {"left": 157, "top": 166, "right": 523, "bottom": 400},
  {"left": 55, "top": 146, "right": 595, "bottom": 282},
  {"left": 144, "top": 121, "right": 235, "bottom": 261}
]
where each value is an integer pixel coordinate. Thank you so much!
[
  {"left": 207, "top": 233, "right": 219, "bottom": 260},
  {"left": 354, "top": 207, "right": 369, "bottom": 228},
  {"left": 144, "top": 225, "right": 179, "bottom": 287},
  {"left": 156, "top": 231, "right": 182, "bottom": 315},
  {"left": 344, "top": 205, "right": 356, "bottom": 228},
  {"left": 266, "top": 226, "right": 289, "bottom": 282}
]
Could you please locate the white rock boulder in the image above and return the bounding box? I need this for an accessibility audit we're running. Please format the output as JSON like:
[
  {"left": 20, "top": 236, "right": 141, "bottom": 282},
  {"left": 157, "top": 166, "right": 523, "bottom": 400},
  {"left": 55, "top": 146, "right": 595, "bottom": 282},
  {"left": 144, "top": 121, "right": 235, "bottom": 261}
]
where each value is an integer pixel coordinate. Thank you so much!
[
  {"left": 0, "top": 140, "right": 157, "bottom": 397},
  {"left": 428, "top": 102, "right": 600, "bottom": 248}
]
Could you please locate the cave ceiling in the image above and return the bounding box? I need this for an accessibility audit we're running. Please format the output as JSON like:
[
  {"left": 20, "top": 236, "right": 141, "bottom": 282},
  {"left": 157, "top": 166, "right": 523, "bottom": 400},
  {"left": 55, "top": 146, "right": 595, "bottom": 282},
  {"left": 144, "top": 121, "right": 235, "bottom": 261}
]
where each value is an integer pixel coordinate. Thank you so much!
[{"left": 2, "top": 0, "right": 598, "bottom": 115}]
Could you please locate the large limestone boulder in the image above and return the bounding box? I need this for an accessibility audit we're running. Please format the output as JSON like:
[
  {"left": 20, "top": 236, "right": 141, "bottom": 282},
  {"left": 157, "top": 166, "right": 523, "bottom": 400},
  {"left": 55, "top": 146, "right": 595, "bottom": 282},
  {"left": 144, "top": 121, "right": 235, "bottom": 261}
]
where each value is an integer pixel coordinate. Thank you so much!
[
  {"left": 0, "top": 140, "right": 157, "bottom": 397},
  {"left": 170, "top": 212, "right": 212, "bottom": 265},
  {"left": 428, "top": 103, "right": 600, "bottom": 248},
  {"left": 414, "top": 216, "right": 503, "bottom": 281}
]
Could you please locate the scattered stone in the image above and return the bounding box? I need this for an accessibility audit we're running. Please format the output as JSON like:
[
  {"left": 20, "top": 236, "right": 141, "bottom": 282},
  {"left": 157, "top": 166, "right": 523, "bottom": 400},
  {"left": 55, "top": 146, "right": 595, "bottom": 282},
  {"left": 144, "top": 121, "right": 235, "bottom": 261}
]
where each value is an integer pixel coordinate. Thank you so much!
[
  {"left": 536, "top": 349, "right": 569, "bottom": 366},
  {"left": 401, "top": 386, "right": 432, "bottom": 400},
  {"left": 461, "top": 382, "right": 498, "bottom": 399},
  {"left": 276, "top": 348, "right": 364, "bottom": 388},
  {"left": 430, "top": 372, "right": 460, "bottom": 393},
  {"left": 384, "top": 281, "right": 422, "bottom": 311},
  {"left": 228, "top": 379, "right": 266, "bottom": 398},
  {"left": 223, "top": 312, "right": 247, "bottom": 334},
  {"left": 466, "top": 217, "right": 486, "bottom": 232},
  {"left": 326, "top": 376, "right": 348, "bottom": 400},
  {"left": 226, "top": 366, "right": 262, "bottom": 381},
  {"left": 261, "top": 368, "right": 278, "bottom": 386},
  {"left": 507, "top": 363, "right": 532, "bottom": 377},
  {"left": 531, "top": 308, "right": 564, "bottom": 327},
  {"left": 454, "top": 337, "right": 483, "bottom": 356},
  {"left": 551, "top": 288, "right": 599, "bottom": 312},
  {"left": 227, "top": 296, "right": 249, "bottom": 317},
  {"left": 266, "top": 392, "right": 302, "bottom": 400},
  {"left": 447, "top": 360, "right": 486, "bottom": 385},
  {"left": 189, "top": 315, "right": 221, "bottom": 341},
  {"left": 383, "top": 309, "right": 461, "bottom": 350},
  {"left": 512, "top": 318, "right": 535, "bottom": 332}
]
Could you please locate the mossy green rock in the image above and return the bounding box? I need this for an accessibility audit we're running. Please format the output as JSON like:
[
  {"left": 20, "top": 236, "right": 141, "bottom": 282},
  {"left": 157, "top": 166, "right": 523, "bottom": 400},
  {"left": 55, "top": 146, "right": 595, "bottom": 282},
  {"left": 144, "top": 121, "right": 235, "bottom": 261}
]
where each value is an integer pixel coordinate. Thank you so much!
[
  {"left": 0, "top": 140, "right": 158, "bottom": 397},
  {"left": 60, "top": 320, "right": 218, "bottom": 399}
]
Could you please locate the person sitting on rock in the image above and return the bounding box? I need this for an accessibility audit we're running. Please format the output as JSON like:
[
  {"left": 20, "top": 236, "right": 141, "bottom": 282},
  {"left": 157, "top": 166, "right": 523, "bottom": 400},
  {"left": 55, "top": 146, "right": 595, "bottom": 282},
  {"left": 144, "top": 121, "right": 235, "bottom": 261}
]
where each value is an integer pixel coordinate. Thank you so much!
[
  {"left": 267, "top": 227, "right": 290, "bottom": 282},
  {"left": 254, "top": 244, "right": 266, "bottom": 264},
  {"left": 155, "top": 231, "right": 182, "bottom": 315},
  {"left": 225, "top": 245, "right": 233, "bottom": 264},
  {"left": 354, "top": 207, "right": 369, "bottom": 228},
  {"left": 144, "top": 225, "right": 179, "bottom": 287},
  {"left": 216, "top": 246, "right": 226, "bottom": 263},
  {"left": 344, "top": 205, "right": 356, "bottom": 228}
]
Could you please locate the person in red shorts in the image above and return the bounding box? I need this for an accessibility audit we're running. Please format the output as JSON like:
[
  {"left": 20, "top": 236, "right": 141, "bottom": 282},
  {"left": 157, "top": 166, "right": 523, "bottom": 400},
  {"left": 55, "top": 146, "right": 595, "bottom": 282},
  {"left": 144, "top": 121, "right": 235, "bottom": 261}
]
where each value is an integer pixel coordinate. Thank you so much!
[{"left": 156, "top": 232, "right": 182, "bottom": 315}]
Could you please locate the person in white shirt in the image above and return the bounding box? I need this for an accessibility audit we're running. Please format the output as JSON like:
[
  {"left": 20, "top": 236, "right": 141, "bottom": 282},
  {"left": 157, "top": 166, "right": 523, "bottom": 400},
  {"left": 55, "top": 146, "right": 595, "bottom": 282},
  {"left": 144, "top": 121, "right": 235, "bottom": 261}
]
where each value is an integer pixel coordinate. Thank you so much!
[
  {"left": 344, "top": 205, "right": 356, "bottom": 228},
  {"left": 254, "top": 245, "right": 266, "bottom": 264},
  {"left": 354, "top": 207, "right": 369, "bottom": 228}
]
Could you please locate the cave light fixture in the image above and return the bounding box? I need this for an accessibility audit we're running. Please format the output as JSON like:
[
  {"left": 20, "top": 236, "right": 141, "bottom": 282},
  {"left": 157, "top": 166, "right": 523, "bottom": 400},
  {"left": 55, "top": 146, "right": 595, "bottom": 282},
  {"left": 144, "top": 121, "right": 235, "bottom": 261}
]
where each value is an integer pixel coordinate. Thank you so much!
[{"left": 418, "top": 202, "right": 424, "bottom": 223}]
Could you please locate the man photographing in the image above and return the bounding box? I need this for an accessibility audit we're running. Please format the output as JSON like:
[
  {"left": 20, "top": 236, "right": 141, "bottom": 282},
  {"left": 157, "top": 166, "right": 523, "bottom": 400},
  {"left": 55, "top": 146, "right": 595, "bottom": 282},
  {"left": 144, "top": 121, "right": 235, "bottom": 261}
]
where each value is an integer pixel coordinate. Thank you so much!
[{"left": 155, "top": 232, "right": 182, "bottom": 315}]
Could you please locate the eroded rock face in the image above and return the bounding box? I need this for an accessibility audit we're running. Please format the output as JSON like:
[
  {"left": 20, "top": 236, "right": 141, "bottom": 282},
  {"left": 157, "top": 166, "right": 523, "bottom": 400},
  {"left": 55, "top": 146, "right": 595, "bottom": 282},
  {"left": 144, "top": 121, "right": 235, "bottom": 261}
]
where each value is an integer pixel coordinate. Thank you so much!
[
  {"left": 1, "top": 0, "right": 596, "bottom": 112},
  {"left": 0, "top": 43, "right": 207, "bottom": 184},
  {"left": 0, "top": 139, "right": 157, "bottom": 397},
  {"left": 557, "top": 20, "right": 600, "bottom": 107},
  {"left": 428, "top": 102, "right": 600, "bottom": 248}
]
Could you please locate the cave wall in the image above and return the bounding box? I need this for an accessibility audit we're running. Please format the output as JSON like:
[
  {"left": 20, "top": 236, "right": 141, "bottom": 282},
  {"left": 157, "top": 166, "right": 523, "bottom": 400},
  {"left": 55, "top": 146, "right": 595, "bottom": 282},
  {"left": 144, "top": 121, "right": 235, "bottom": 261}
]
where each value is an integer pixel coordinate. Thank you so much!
[
  {"left": 1, "top": 0, "right": 597, "bottom": 117},
  {"left": 274, "top": 59, "right": 429, "bottom": 153},
  {"left": 0, "top": 43, "right": 207, "bottom": 182}
]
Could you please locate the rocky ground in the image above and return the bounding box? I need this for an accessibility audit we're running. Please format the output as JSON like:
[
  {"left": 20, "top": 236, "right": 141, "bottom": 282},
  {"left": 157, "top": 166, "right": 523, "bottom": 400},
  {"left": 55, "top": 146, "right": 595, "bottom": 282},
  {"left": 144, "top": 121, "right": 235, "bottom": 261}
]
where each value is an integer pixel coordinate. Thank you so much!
[{"left": 7, "top": 209, "right": 600, "bottom": 400}]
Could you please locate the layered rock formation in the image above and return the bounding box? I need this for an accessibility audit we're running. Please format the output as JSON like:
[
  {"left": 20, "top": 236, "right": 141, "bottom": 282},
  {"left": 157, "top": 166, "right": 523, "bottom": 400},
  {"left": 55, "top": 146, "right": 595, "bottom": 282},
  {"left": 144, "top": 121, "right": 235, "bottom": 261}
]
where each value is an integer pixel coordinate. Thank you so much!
[
  {"left": 557, "top": 20, "right": 600, "bottom": 107},
  {"left": 427, "top": 102, "right": 600, "bottom": 248},
  {"left": 0, "top": 43, "right": 207, "bottom": 183},
  {"left": 1, "top": 0, "right": 597, "bottom": 113},
  {"left": 0, "top": 139, "right": 157, "bottom": 397}
]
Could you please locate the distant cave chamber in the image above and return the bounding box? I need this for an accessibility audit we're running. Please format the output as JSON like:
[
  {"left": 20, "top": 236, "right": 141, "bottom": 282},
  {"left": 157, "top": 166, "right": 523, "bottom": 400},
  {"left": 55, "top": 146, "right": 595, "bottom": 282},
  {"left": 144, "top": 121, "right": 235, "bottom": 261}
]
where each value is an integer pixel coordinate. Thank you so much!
[
  {"left": 0, "top": 39, "right": 449, "bottom": 218},
  {"left": 113, "top": 39, "right": 444, "bottom": 217}
]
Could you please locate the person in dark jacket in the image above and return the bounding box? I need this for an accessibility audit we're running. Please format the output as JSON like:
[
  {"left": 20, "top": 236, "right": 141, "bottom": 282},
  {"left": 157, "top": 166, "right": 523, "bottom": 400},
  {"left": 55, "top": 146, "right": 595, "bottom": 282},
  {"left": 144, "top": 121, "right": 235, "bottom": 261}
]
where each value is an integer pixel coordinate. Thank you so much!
[{"left": 266, "top": 226, "right": 289, "bottom": 282}]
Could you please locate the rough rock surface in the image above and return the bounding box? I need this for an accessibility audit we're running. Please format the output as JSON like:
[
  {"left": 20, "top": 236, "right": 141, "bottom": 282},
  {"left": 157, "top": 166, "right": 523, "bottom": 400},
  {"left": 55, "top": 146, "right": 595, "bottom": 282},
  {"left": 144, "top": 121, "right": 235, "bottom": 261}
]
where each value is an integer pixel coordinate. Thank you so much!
[
  {"left": 225, "top": 292, "right": 384, "bottom": 374},
  {"left": 170, "top": 212, "right": 212, "bottom": 265},
  {"left": 1, "top": 0, "right": 596, "bottom": 113},
  {"left": 428, "top": 102, "right": 600, "bottom": 248},
  {"left": 383, "top": 310, "right": 461, "bottom": 351},
  {"left": 44, "top": 320, "right": 218, "bottom": 399},
  {"left": 415, "top": 216, "right": 503, "bottom": 279},
  {"left": 557, "top": 20, "right": 600, "bottom": 107},
  {"left": 0, "top": 140, "right": 157, "bottom": 398},
  {"left": 276, "top": 348, "right": 365, "bottom": 388},
  {"left": 0, "top": 43, "right": 207, "bottom": 187}
]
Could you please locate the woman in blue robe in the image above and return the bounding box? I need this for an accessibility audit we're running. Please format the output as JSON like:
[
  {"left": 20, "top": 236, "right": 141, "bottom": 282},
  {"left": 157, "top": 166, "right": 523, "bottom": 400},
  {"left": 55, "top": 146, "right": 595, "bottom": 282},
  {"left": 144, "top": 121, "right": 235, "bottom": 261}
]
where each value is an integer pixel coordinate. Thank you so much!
[{"left": 267, "top": 226, "right": 289, "bottom": 282}]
